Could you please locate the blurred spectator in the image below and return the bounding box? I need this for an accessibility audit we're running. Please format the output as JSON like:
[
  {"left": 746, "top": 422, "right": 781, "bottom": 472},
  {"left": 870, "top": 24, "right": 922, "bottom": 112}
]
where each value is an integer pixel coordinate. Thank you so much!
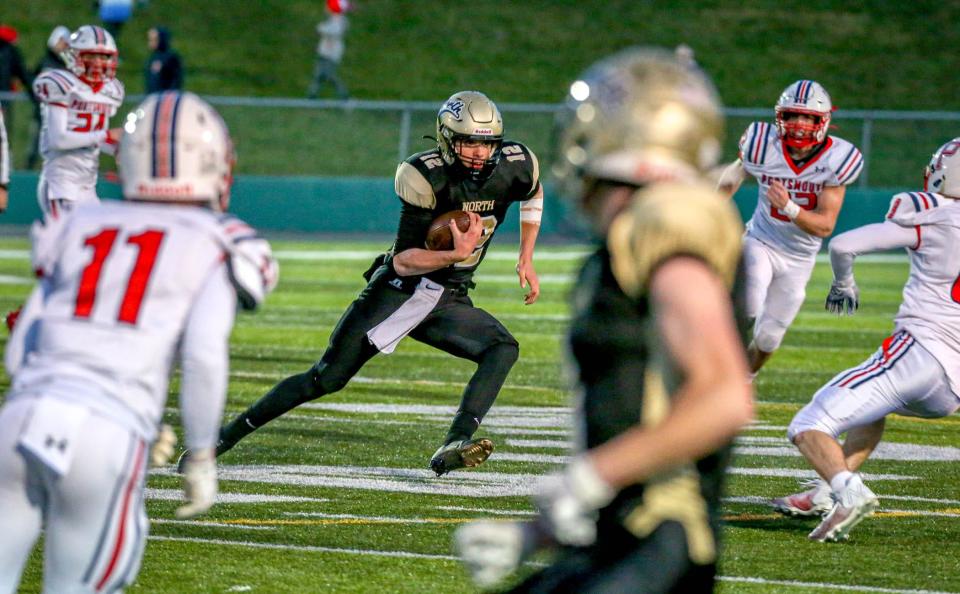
[
  {"left": 96, "top": 0, "right": 134, "bottom": 42},
  {"left": 27, "top": 26, "right": 70, "bottom": 169},
  {"left": 307, "top": 0, "right": 350, "bottom": 100},
  {"left": 0, "top": 107, "right": 8, "bottom": 212},
  {"left": 145, "top": 27, "right": 183, "bottom": 93},
  {"left": 0, "top": 24, "right": 32, "bottom": 139}
]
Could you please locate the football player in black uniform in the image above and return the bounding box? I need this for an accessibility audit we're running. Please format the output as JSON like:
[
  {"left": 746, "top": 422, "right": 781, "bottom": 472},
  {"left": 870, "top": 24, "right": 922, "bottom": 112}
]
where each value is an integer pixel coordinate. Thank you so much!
[
  {"left": 189, "top": 90, "right": 544, "bottom": 476},
  {"left": 455, "top": 48, "right": 754, "bottom": 592}
]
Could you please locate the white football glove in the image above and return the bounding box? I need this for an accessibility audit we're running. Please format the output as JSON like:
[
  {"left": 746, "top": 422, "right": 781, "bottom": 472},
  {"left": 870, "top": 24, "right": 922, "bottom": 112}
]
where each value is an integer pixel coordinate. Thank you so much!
[
  {"left": 454, "top": 520, "right": 531, "bottom": 589},
  {"left": 825, "top": 278, "right": 859, "bottom": 315},
  {"left": 534, "top": 456, "right": 616, "bottom": 547},
  {"left": 150, "top": 424, "right": 178, "bottom": 468},
  {"left": 175, "top": 448, "right": 217, "bottom": 519}
]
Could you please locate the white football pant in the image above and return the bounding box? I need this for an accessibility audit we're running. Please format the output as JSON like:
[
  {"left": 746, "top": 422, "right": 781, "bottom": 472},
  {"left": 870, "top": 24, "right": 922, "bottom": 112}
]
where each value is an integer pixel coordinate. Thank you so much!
[
  {"left": 743, "top": 235, "right": 817, "bottom": 353},
  {"left": 36, "top": 174, "right": 98, "bottom": 219},
  {"left": 789, "top": 331, "right": 960, "bottom": 440},
  {"left": 0, "top": 396, "right": 148, "bottom": 594}
]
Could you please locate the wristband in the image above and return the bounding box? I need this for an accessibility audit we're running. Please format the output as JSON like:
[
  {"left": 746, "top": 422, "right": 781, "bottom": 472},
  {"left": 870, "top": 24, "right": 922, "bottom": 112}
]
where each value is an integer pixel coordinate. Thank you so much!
[{"left": 782, "top": 200, "right": 801, "bottom": 220}]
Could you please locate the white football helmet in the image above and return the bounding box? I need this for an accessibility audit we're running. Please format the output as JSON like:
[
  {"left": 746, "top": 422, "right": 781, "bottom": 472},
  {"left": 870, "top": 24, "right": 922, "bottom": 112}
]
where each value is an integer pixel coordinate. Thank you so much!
[
  {"left": 119, "top": 91, "right": 235, "bottom": 211},
  {"left": 774, "top": 80, "right": 832, "bottom": 149},
  {"left": 552, "top": 46, "right": 723, "bottom": 207},
  {"left": 436, "top": 91, "right": 504, "bottom": 179},
  {"left": 924, "top": 138, "right": 960, "bottom": 197},
  {"left": 64, "top": 25, "right": 118, "bottom": 85}
]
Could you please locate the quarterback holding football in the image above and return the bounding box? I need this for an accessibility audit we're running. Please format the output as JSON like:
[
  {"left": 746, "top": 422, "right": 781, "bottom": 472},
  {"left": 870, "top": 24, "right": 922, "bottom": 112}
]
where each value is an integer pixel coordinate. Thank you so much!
[{"left": 194, "top": 90, "right": 544, "bottom": 477}]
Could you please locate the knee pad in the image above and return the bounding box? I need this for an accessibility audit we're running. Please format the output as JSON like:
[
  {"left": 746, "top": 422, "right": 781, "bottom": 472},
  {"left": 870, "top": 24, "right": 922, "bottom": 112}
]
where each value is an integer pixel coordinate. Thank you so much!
[
  {"left": 753, "top": 316, "right": 789, "bottom": 353},
  {"left": 788, "top": 387, "right": 848, "bottom": 441}
]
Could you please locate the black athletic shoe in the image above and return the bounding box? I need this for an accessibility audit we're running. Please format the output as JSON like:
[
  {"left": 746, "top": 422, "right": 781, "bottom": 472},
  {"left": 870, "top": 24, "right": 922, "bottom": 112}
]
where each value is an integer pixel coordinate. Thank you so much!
[{"left": 429, "top": 438, "right": 494, "bottom": 476}]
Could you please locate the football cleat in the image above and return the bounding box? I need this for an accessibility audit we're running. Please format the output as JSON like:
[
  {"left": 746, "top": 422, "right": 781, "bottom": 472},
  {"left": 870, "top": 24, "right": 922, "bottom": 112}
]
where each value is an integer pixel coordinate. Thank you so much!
[
  {"left": 808, "top": 475, "right": 878, "bottom": 543},
  {"left": 771, "top": 479, "right": 833, "bottom": 518},
  {"left": 176, "top": 439, "right": 227, "bottom": 474},
  {"left": 175, "top": 449, "right": 191, "bottom": 474},
  {"left": 430, "top": 438, "right": 494, "bottom": 476}
]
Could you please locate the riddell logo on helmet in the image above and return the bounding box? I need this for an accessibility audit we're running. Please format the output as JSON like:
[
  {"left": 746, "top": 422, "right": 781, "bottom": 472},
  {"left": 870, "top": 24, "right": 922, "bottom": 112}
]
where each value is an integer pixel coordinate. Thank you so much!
[
  {"left": 137, "top": 183, "right": 195, "bottom": 196},
  {"left": 473, "top": 128, "right": 493, "bottom": 135}
]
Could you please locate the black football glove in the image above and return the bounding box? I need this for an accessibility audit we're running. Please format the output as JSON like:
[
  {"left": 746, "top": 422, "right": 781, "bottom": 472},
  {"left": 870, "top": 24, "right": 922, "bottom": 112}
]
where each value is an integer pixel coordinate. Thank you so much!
[{"left": 825, "top": 279, "right": 859, "bottom": 315}]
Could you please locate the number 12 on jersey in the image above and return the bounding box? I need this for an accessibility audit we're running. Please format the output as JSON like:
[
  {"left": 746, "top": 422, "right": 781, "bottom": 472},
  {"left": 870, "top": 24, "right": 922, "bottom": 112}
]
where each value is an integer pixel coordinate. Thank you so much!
[{"left": 75, "top": 228, "right": 166, "bottom": 325}]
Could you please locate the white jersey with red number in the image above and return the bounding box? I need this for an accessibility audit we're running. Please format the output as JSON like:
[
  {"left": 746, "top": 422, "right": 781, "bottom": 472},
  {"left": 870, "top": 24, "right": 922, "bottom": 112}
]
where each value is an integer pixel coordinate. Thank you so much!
[
  {"left": 739, "top": 122, "right": 863, "bottom": 257},
  {"left": 33, "top": 69, "right": 125, "bottom": 202},
  {"left": 886, "top": 191, "right": 960, "bottom": 396},
  {"left": 6, "top": 201, "right": 242, "bottom": 442}
]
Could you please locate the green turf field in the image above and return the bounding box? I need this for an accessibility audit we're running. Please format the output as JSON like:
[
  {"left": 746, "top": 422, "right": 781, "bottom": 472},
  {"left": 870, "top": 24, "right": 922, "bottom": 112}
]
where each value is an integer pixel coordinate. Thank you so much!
[{"left": 1, "top": 237, "right": 958, "bottom": 593}]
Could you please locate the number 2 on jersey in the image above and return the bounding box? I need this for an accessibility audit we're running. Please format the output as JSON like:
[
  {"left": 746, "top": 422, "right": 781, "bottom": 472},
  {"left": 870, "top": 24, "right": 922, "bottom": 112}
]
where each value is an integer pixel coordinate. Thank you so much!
[
  {"left": 75, "top": 228, "right": 166, "bottom": 324},
  {"left": 771, "top": 190, "right": 818, "bottom": 221}
]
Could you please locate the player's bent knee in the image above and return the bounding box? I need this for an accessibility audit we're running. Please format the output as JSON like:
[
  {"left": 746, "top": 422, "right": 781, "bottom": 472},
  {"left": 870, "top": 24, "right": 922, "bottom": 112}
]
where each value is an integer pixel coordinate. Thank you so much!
[
  {"left": 788, "top": 393, "right": 844, "bottom": 441},
  {"left": 753, "top": 320, "right": 788, "bottom": 353},
  {"left": 309, "top": 362, "right": 351, "bottom": 397},
  {"left": 486, "top": 339, "right": 519, "bottom": 369}
]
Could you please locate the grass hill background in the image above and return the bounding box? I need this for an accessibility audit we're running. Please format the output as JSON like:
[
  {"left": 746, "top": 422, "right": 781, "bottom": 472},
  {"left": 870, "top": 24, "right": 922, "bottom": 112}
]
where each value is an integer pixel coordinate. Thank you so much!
[{"left": 3, "top": 1, "right": 959, "bottom": 182}]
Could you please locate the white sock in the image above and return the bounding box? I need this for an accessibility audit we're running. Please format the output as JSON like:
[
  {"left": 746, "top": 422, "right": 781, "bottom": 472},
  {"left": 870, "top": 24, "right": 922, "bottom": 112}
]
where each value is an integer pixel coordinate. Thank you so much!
[{"left": 829, "top": 470, "right": 854, "bottom": 493}]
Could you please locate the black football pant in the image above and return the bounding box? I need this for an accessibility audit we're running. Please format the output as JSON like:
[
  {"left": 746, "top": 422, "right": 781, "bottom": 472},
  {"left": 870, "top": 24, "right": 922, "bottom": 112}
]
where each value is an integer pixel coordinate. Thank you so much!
[
  {"left": 218, "top": 276, "right": 519, "bottom": 454},
  {"left": 508, "top": 521, "right": 717, "bottom": 594}
]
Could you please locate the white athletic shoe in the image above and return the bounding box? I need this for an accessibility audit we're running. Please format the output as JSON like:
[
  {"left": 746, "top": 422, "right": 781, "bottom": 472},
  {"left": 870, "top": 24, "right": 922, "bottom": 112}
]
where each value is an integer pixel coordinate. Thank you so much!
[
  {"left": 808, "top": 475, "right": 879, "bottom": 542},
  {"left": 771, "top": 479, "right": 833, "bottom": 518}
]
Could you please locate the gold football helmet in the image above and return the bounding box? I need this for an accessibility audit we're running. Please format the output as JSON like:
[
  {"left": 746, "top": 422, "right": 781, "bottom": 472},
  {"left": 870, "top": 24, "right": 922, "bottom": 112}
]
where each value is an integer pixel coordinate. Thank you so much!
[
  {"left": 436, "top": 91, "right": 504, "bottom": 178},
  {"left": 553, "top": 46, "right": 724, "bottom": 203}
]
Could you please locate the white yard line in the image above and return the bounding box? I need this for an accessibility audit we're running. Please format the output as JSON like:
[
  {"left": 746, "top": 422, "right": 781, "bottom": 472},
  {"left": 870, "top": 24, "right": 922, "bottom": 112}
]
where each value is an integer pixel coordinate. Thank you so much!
[{"left": 718, "top": 576, "right": 956, "bottom": 594}]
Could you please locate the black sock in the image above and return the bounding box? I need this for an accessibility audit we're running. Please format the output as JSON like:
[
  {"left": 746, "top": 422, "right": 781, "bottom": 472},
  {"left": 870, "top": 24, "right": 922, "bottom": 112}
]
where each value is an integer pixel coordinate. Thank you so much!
[
  {"left": 217, "top": 370, "right": 320, "bottom": 455},
  {"left": 443, "top": 342, "right": 518, "bottom": 444},
  {"left": 444, "top": 410, "right": 481, "bottom": 445}
]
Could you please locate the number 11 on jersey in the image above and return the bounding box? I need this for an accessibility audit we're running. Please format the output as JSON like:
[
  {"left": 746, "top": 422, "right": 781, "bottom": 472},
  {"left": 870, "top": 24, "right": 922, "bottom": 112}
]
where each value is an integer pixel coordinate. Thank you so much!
[{"left": 74, "top": 228, "right": 166, "bottom": 324}]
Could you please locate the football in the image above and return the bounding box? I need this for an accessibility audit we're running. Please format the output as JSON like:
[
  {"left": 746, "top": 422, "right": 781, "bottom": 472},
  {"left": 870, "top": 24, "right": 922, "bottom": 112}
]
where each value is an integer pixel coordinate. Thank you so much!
[{"left": 425, "top": 210, "right": 471, "bottom": 251}]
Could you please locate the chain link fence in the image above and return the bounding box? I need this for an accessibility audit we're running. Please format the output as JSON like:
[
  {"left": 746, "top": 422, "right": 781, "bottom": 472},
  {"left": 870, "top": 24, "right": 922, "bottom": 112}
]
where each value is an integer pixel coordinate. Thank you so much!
[{"left": 4, "top": 92, "right": 959, "bottom": 188}]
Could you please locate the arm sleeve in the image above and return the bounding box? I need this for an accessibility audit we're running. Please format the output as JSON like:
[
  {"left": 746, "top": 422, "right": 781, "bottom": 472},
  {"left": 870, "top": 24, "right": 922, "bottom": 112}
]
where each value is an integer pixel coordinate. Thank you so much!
[
  {"left": 178, "top": 264, "right": 237, "bottom": 451},
  {"left": 393, "top": 201, "right": 435, "bottom": 252},
  {"left": 829, "top": 221, "right": 917, "bottom": 282},
  {"left": 0, "top": 110, "right": 8, "bottom": 185},
  {"left": 44, "top": 105, "right": 107, "bottom": 151}
]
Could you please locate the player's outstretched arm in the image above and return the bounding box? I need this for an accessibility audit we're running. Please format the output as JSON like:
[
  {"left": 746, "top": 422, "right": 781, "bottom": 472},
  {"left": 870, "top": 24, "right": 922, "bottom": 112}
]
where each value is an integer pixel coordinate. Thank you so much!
[
  {"left": 826, "top": 221, "right": 918, "bottom": 315},
  {"left": 175, "top": 267, "right": 236, "bottom": 518},
  {"left": 517, "top": 221, "right": 540, "bottom": 305}
]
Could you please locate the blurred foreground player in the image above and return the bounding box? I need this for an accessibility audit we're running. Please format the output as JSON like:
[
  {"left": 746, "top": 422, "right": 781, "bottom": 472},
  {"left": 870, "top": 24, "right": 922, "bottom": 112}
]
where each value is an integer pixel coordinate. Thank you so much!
[
  {"left": 0, "top": 91, "right": 277, "bottom": 593},
  {"left": 456, "top": 47, "right": 753, "bottom": 592}
]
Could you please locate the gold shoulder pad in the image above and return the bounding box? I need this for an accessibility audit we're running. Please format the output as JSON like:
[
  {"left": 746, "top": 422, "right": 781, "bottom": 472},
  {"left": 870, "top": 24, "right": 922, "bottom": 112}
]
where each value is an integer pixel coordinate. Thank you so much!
[
  {"left": 608, "top": 181, "right": 743, "bottom": 297},
  {"left": 394, "top": 162, "right": 437, "bottom": 209}
]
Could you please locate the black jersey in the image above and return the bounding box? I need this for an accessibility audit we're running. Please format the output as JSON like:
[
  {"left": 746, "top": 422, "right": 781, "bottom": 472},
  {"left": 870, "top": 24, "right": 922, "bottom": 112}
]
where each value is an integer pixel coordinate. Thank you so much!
[
  {"left": 567, "top": 181, "right": 746, "bottom": 565},
  {"left": 385, "top": 140, "right": 540, "bottom": 289}
]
